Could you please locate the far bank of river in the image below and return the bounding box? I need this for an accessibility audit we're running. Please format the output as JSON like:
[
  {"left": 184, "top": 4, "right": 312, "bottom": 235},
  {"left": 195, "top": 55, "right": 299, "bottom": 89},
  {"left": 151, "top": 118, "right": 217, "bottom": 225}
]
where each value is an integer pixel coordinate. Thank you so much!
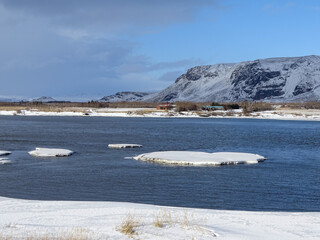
[{"left": 0, "top": 107, "right": 320, "bottom": 121}]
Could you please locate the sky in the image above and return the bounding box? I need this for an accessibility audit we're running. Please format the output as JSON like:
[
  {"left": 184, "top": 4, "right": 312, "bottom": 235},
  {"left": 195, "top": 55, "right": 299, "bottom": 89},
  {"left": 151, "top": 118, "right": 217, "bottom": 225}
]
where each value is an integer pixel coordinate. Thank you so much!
[{"left": 0, "top": 0, "right": 320, "bottom": 101}]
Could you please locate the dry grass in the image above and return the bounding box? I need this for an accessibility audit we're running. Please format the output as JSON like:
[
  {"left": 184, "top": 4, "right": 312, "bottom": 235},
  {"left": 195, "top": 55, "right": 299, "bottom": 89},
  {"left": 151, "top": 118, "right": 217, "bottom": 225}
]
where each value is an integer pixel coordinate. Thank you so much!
[
  {"left": 152, "top": 216, "right": 164, "bottom": 228},
  {"left": 134, "top": 109, "right": 157, "bottom": 115},
  {"left": 175, "top": 102, "right": 212, "bottom": 112},
  {"left": 0, "top": 228, "right": 92, "bottom": 240},
  {"left": 152, "top": 209, "right": 195, "bottom": 229},
  {"left": 241, "top": 101, "right": 274, "bottom": 112},
  {"left": 152, "top": 210, "right": 173, "bottom": 228},
  {"left": 0, "top": 234, "right": 11, "bottom": 240},
  {"left": 283, "top": 101, "right": 320, "bottom": 109},
  {"left": 116, "top": 214, "right": 139, "bottom": 238}
]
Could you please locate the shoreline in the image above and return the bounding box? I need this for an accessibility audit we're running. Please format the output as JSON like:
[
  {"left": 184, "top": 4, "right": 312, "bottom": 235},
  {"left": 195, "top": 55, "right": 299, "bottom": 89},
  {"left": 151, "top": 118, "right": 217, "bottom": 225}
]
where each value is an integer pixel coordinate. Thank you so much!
[
  {"left": 0, "top": 108, "right": 320, "bottom": 121},
  {"left": 0, "top": 197, "right": 319, "bottom": 240}
]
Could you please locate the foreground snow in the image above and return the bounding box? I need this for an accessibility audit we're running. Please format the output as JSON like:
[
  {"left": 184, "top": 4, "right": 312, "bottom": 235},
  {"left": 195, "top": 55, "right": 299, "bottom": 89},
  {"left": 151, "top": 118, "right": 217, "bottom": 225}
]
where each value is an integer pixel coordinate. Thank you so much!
[
  {"left": 0, "top": 197, "right": 318, "bottom": 240},
  {"left": 28, "top": 148, "right": 74, "bottom": 157},
  {"left": 108, "top": 144, "right": 143, "bottom": 149},
  {"left": 134, "top": 151, "right": 266, "bottom": 166}
]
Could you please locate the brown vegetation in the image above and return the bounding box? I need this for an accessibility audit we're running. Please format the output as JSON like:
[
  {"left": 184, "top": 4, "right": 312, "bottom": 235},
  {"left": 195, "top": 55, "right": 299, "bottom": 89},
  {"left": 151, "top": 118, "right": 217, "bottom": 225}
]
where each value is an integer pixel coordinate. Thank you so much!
[
  {"left": 282, "top": 101, "right": 320, "bottom": 109},
  {"left": 1, "top": 101, "right": 319, "bottom": 113},
  {"left": 116, "top": 214, "right": 139, "bottom": 238},
  {"left": 240, "top": 101, "right": 274, "bottom": 112},
  {"left": 0, "top": 228, "right": 92, "bottom": 240},
  {"left": 175, "top": 102, "right": 211, "bottom": 112}
]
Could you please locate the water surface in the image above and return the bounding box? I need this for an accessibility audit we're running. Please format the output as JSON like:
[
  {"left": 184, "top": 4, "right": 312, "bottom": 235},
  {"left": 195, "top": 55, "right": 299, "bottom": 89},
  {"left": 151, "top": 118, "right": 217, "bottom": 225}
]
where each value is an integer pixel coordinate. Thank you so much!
[{"left": 0, "top": 116, "right": 319, "bottom": 211}]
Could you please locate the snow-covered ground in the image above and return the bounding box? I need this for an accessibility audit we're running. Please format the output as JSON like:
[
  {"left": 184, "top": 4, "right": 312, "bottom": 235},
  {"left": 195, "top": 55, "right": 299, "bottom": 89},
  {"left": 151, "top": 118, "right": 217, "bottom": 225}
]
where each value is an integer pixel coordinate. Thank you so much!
[
  {"left": 0, "top": 108, "right": 320, "bottom": 121},
  {"left": 0, "top": 197, "right": 319, "bottom": 240},
  {"left": 134, "top": 151, "right": 266, "bottom": 166}
]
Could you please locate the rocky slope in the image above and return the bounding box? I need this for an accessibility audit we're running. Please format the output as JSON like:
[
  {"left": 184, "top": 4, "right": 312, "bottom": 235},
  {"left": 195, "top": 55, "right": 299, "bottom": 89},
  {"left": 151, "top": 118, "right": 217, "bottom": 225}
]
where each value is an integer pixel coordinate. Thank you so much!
[
  {"left": 101, "top": 55, "right": 320, "bottom": 102},
  {"left": 31, "top": 96, "right": 57, "bottom": 103},
  {"left": 145, "top": 55, "right": 320, "bottom": 102},
  {"left": 100, "top": 91, "right": 151, "bottom": 102}
]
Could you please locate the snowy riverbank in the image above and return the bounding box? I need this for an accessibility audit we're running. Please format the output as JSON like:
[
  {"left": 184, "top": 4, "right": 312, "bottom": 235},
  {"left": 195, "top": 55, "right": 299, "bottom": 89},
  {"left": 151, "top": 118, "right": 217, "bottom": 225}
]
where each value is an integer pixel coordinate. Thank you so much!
[
  {"left": 0, "top": 197, "right": 319, "bottom": 240},
  {"left": 0, "top": 108, "right": 320, "bottom": 121}
]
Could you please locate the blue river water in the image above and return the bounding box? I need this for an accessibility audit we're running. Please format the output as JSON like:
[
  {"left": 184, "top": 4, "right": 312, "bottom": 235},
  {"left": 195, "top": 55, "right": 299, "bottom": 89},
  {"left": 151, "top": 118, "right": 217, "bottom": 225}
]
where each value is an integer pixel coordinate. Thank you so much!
[{"left": 0, "top": 116, "right": 319, "bottom": 211}]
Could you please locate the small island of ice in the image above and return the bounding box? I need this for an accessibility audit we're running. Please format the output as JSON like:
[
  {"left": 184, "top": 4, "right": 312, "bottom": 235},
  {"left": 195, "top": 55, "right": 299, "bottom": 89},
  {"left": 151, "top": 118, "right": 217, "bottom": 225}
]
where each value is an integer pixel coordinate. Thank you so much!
[
  {"left": 0, "top": 158, "right": 11, "bottom": 165},
  {"left": 108, "top": 144, "right": 142, "bottom": 149},
  {"left": 0, "top": 151, "right": 11, "bottom": 156},
  {"left": 134, "top": 151, "right": 266, "bottom": 166},
  {"left": 28, "top": 148, "right": 74, "bottom": 157}
]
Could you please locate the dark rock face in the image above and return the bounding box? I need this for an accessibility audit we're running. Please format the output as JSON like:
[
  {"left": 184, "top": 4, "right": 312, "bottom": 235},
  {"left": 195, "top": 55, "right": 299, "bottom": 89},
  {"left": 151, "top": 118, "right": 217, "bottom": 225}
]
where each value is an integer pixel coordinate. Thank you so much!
[
  {"left": 253, "top": 87, "right": 285, "bottom": 100},
  {"left": 161, "top": 93, "right": 177, "bottom": 102},
  {"left": 175, "top": 74, "right": 186, "bottom": 83},
  {"left": 230, "top": 61, "right": 284, "bottom": 100},
  {"left": 231, "top": 61, "right": 281, "bottom": 87},
  {"left": 185, "top": 66, "right": 212, "bottom": 81},
  {"left": 293, "top": 82, "right": 314, "bottom": 96},
  {"left": 100, "top": 91, "right": 150, "bottom": 102}
]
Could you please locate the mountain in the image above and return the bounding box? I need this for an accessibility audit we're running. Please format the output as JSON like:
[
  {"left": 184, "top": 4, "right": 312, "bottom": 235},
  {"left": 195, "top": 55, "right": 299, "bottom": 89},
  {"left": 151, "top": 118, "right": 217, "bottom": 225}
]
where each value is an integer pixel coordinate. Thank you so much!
[
  {"left": 143, "top": 55, "right": 320, "bottom": 102},
  {"left": 31, "top": 96, "right": 58, "bottom": 103},
  {"left": 100, "top": 91, "right": 151, "bottom": 102},
  {"left": 0, "top": 97, "right": 18, "bottom": 102},
  {"left": 100, "top": 55, "right": 320, "bottom": 103}
]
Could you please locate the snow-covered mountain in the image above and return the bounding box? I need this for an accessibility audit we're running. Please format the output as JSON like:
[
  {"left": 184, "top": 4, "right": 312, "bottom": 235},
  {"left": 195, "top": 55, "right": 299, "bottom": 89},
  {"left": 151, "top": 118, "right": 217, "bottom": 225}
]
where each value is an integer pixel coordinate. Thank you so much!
[
  {"left": 31, "top": 96, "right": 57, "bottom": 103},
  {"left": 100, "top": 91, "right": 151, "bottom": 102},
  {"left": 100, "top": 56, "right": 320, "bottom": 102},
  {"left": 0, "top": 97, "right": 17, "bottom": 102},
  {"left": 143, "top": 55, "right": 320, "bottom": 102}
]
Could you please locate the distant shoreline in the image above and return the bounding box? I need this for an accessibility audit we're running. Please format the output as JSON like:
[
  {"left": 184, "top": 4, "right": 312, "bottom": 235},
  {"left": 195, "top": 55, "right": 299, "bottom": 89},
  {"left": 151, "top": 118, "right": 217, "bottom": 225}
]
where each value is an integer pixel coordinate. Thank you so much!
[{"left": 0, "top": 107, "right": 320, "bottom": 121}]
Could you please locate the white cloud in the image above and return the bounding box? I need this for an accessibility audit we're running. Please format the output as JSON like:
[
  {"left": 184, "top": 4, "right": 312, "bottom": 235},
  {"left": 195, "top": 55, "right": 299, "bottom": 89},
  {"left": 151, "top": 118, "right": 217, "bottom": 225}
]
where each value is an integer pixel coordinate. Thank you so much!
[{"left": 0, "top": 0, "right": 218, "bottom": 99}]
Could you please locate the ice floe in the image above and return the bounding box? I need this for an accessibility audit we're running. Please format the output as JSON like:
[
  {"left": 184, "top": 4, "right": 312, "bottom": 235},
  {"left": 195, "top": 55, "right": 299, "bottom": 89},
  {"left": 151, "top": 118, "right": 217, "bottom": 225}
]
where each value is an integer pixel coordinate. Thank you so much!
[
  {"left": 0, "top": 158, "right": 11, "bottom": 164},
  {"left": 0, "top": 151, "right": 11, "bottom": 156},
  {"left": 134, "top": 151, "right": 266, "bottom": 166},
  {"left": 28, "top": 148, "right": 74, "bottom": 157},
  {"left": 108, "top": 144, "right": 142, "bottom": 149}
]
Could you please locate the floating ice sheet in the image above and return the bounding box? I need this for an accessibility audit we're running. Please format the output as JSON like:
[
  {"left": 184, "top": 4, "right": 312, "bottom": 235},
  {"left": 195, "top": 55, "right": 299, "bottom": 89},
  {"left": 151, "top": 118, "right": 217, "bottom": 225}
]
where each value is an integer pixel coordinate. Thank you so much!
[
  {"left": 108, "top": 144, "right": 142, "bottom": 149},
  {"left": 0, "top": 158, "right": 11, "bottom": 164},
  {"left": 28, "top": 148, "right": 74, "bottom": 157},
  {"left": 134, "top": 151, "right": 266, "bottom": 166},
  {"left": 0, "top": 151, "right": 11, "bottom": 156}
]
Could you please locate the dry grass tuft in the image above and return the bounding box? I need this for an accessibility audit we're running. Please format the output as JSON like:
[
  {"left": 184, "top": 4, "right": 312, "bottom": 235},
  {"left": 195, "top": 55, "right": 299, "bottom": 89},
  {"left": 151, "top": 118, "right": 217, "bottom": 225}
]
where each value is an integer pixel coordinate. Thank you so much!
[
  {"left": 152, "top": 210, "right": 174, "bottom": 228},
  {"left": 152, "top": 209, "right": 195, "bottom": 229},
  {"left": 116, "top": 214, "right": 139, "bottom": 237},
  {"left": 183, "top": 211, "right": 190, "bottom": 227},
  {"left": 153, "top": 216, "right": 164, "bottom": 228}
]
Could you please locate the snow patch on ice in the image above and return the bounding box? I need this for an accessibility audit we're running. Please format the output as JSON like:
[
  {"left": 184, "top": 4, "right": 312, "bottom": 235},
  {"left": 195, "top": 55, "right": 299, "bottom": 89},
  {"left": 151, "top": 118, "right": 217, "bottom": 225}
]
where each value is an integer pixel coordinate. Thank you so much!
[
  {"left": 108, "top": 144, "right": 142, "bottom": 149},
  {"left": 134, "top": 151, "right": 266, "bottom": 166},
  {"left": 0, "top": 158, "right": 11, "bottom": 164},
  {"left": 28, "top": 148, "right": 74, "bottom": 157},
  {"left": 0, "top": 151, "right": 11, "bottom": 156}
]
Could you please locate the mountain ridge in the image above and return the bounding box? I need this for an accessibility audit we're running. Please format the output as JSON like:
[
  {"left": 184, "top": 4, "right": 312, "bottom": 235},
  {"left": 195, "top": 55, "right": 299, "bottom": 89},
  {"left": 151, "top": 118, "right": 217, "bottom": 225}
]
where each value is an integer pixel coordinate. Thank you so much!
[{"left": 101, "top": 55, "right": 320, "bottom": 102}]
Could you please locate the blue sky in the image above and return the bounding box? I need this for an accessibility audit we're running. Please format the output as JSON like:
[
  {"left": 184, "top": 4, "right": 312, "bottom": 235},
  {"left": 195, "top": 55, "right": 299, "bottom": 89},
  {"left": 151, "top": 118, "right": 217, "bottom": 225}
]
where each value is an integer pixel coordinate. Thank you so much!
[{"left": 0, "top": 0, "right": 319, "bottom": 101}]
